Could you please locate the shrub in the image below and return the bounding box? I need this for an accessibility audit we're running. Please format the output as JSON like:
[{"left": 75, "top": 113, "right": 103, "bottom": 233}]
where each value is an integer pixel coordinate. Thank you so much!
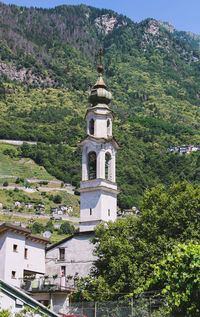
[
  {"left": 29, "top": 222, "right": 44, "bottom": 234},
  {"left": 58, "top": 221, "right": 75, "bottom": 235},
  {"left": 45, "top": 220, "right": 54, "bottom": 232},
  {"left": 15, "top": 177, "right": 24, "bottom": 184},
  {"left": 53, "top": 194, "right": 62, "bottom": 204},
  {"left": 39, "top": 181, "right": 48, "bottom": 185}
]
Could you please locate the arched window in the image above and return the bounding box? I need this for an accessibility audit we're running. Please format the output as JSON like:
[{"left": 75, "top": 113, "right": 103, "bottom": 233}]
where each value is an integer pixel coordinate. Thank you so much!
[
  {"left": 89, "top": 119, "right": 94, "bottom": 135},
  {"left": 107, "top": 119, "right": 111, "bottom": 136},
  {"left": 105, "top": 152, "right": 111, "bottom": 180},
  {"left": 88, "top": 151, "right": 96, "bottom": 179}
]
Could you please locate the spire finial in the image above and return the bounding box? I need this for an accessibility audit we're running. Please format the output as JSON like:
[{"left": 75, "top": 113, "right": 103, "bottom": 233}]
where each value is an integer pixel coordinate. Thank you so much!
[
  {"left": 88, "top": 46, "right": 112, "bottom": 105},
  {"left": 96, "top": 46, "right": 104, "bottom": 73}
]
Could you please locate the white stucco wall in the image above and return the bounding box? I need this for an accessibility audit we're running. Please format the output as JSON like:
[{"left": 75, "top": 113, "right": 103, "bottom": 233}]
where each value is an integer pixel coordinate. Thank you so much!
[
  {"left": 86, "top": 111, "right": 113, "bottom": 139},
  {"left": 80, "top": 189, "right": 117, "bottom": 231},
  {"left": 80, "top": 190, "right": 101, "bottom": 221},
  {"left": 3, "top": 232, "right": 26, "bottom": 287},
  {"left": 51, "top": 294, "right": 68, "bottom": 314},
  {"left": 32, "top": 293, "right": 69, "bottom": 314},
  {"left": 0, "top": 232, "right": 46, "bottom": 287},
  {"left": 0, "top": 234, "right": 6, "bottom": 278},
  {"left": 100, "top": 191, "right": 117, "bottom": 222},
  {"left": 0, "top": 289, "right": 25, "bottom": 316},
  {"left": 25, "top": 240, "right": 46, "bottom": 274},
  {"left": 46, "top": 233, "right": 95, "bottom": 279}
]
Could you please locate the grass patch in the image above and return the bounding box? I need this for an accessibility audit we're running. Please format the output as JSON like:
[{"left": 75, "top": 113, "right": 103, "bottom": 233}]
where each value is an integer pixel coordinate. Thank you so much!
[
  {"left": 50, "top": 232, "right": 70, "bottom": 244},
  {"left": 0, "top": 143, "right": 55, "bottom": 180},
  {"left": 0, "top": 213, "right": 34, "bottom": 223}
]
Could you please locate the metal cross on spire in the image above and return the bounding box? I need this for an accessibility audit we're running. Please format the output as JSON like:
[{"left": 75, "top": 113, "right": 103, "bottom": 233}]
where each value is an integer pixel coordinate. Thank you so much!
[{"left": 96, "top": 46, "right": 104, "bottom": 66}]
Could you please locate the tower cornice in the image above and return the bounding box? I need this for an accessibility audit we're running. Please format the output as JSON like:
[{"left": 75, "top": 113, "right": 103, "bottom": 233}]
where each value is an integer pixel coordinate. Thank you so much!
[
  {"left": 78, "top": 186, "right": 120, "bottom": 195},
  {"left": 77, "top": 135, "right": 120, "bottom": 150},
  {"left": 85, "top": 106, "right": 114, "bottom": 120},
  {"left": 81, "top": 178, "right": 117, "bottom": 186}
]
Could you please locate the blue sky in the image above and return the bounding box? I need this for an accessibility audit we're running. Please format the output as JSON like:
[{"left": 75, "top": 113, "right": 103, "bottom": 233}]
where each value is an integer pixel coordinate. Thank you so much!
[{"left": 1, "top": 0, "right": 200, "bottom": 35}]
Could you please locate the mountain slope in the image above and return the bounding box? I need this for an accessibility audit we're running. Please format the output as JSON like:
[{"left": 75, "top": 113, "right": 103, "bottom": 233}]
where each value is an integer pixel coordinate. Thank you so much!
[
  {"left": 1, "top": 2, "right": 200, "bottom": 207},
  {"left": 158, "top": 21, "right": 200, "bottom": 51}
]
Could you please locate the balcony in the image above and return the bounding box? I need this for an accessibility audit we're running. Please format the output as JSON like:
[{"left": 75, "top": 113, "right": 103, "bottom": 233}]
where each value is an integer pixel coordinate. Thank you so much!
[{"left": 20, "top": 276, "right": 76, "bottom": 293}]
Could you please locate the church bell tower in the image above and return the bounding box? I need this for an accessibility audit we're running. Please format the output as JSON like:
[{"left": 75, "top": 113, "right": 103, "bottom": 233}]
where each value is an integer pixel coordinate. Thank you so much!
[{"left": 78, "top": 56, "right": 119, "bottom": 232}]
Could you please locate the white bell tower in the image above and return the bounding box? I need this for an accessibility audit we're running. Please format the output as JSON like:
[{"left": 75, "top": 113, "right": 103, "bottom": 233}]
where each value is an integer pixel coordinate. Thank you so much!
[{"left": 78, "top": 61, "right": 119, "bottom": 232}]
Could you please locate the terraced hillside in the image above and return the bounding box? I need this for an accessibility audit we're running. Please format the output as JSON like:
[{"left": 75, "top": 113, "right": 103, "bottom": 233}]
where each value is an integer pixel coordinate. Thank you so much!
[{"left": 1, "top": 2, "right": 200, "bottom": 207}]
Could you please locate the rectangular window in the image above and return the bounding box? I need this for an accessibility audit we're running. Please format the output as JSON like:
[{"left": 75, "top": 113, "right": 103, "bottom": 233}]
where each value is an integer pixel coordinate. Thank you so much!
[
  {"left": 59, "top": 248, "right": 65, "bottom": 260},
  {"left": 24, "top": 248, "right": 28, "bottom": 259},
  {"left": 61, "top": 266, "right": 66, "bottom": 276},
  {"left": 13, "top": 244, "right": 18, "bottom": 252},
  {"left": 11, "top": 271, "right": 16, "bottom": 279},
  {"left": 108, "top": 209, "right": 110, "bottom": 216},
  {"left": 90, "top": 208, "right": 92, "bottom": 216}
]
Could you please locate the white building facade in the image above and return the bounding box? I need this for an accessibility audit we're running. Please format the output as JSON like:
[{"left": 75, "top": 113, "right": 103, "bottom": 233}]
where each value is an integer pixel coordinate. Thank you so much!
[
  {"left": 46, "top": 231, "right": 94, "bottom": 279},
  {"left": 78, "top": 63, "right": 119, "bottom": 232},
  {"left": 0, "top": 223, "right": 48, "bottom": 288}
]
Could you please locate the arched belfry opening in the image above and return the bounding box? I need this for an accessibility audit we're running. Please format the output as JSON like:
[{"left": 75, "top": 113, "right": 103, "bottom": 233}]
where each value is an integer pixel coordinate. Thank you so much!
[
  {"left": 88, "top": 151, "right": 96, "bottom": 179},
  {"left": 107, "top": 119, "right": 111, "bottom": 137},
  {"left": 105, "top": 152, "right": 112, "bottom": 181},
  {"left": 89, "top": 119, "right": 94, "bottom": 135}
]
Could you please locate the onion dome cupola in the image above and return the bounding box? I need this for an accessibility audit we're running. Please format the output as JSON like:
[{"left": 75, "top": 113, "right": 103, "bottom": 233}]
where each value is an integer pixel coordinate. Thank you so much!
[
  {"left": 86, "top": 63, "right": 115, "bottom": 139},
  {"left": 88, "top": 64, "right": 112, "bottom": 106}
]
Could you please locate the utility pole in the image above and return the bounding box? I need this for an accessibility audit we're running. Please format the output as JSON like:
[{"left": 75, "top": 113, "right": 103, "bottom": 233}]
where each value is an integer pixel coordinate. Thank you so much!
[
  {"left": 148, "top": 297, "right": 151, "bottom": 317},
  {"left": 94, "top": 302, "right": 97, "bottom": 317}
]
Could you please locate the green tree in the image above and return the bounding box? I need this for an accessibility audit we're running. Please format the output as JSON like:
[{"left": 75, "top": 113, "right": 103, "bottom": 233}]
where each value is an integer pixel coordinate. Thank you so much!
[
  {"left": 82, "top": 181, "right": 200, "bottom": 301},
  {"left": 144, "top": 241, "right": 200, "bottom": 317},
  {"left": 53, "top": 194, "right": 62, "bottom": 204},
  {"left": 45, "top": 220, "right": 54, "bottom": 233},
  {"left": 0, "top": 80, "right": 6, "bottom": 101},
  {"left": 29, "top": 222, "right": 44, "bottom": 234},
  {"left": 58, "top": 221, "right": 75, "bottom": 235}
]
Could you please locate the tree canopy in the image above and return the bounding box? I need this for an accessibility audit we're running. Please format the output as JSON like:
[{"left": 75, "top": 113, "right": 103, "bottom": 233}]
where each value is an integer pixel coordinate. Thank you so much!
[
  {"left": 77, "top": 181, "right": 200, "bottom": 302},
  {"left": 144, "top": 241, "right": 200, "bottom": 317}
]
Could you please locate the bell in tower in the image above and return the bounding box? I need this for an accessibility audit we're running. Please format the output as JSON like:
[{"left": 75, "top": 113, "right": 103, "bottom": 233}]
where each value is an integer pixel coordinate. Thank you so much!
[{"left": 78, "top": 52, "right": 119, "bottom": 232}]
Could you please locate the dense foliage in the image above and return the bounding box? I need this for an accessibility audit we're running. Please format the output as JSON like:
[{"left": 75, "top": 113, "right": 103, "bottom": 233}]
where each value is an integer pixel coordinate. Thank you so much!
[
  {"left": 75, "top": 182, "right": 200, "bottom": 301},
  {"left": 1, "top": 3, "right": 200, "bottom": 207},
  {"left": 28, "top": 220, "right": 75, "bottom": 236},
  {"left": 145, "top": 242, "right": 200, "bottom": 317},
  {"left": 58, "top": 221, "right": 76, "bottom": 235}
]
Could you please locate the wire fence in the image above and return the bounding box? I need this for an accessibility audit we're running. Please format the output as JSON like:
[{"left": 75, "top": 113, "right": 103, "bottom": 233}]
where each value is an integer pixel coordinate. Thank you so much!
[{"left": 58, "top": 293, "right": 165, "bottom": 317}]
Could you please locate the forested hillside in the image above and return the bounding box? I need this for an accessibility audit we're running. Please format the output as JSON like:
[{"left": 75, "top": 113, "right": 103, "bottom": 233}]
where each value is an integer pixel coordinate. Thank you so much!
[{"left": 1, "top": 2, "right": 200, "bottom": 208}]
